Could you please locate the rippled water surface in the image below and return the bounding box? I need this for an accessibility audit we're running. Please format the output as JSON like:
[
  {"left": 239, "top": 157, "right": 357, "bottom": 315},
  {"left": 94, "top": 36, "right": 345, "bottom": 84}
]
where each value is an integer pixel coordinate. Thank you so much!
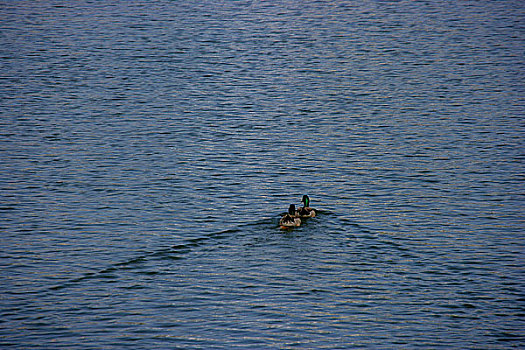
[{"left": 1, "top": 0, "right": 524, "bottom": 348}]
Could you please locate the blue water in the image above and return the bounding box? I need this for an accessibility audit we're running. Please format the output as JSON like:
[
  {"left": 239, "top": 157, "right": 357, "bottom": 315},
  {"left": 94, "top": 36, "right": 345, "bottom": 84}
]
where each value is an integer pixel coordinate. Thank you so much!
[{"left": 1, "top": 0, "right": 524, "bottom": 348}]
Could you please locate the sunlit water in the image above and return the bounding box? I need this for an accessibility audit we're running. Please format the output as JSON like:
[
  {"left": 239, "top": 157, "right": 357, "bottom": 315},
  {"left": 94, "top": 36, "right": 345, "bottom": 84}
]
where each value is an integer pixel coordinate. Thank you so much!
[{"left": 1, "top": 1, "right": 524, "bottom": 348}]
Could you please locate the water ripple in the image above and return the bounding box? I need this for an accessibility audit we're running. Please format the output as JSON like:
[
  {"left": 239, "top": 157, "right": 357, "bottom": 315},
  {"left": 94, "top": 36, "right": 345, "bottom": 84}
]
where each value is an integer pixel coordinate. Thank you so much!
[{"left": 1, "top": 0, "right": 524, "bottom": 348}]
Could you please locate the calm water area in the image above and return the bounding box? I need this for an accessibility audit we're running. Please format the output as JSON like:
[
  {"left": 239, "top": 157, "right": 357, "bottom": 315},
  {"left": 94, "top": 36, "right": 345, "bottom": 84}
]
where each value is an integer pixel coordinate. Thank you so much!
[{"left": 1, "top": 0, "right": 524, "bottom": 348}]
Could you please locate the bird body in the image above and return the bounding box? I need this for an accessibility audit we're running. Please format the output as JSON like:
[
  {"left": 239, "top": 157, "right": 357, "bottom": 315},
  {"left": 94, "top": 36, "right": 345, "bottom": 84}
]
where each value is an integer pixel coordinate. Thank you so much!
[
  {"left": 297, "top": 195, "right": 316, "bottom": 218},
  {"left": 279, "top": 204, "right": 301, "bottom": 229}
]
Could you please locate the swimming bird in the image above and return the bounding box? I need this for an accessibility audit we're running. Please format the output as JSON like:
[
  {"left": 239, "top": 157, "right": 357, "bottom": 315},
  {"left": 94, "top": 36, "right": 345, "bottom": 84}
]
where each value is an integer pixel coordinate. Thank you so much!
[
  {"left": 297, "top": 195, "right": 316, "bottom": 218},
  {"left": 279, "top": 204, "right": 301, "bottom": 229}
]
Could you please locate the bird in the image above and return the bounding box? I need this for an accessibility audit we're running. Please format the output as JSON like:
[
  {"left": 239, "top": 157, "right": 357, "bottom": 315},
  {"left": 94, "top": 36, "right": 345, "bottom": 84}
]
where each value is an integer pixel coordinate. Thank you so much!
[
  {"left": 297, "top": 195, "right": 316, "bottom": 218},
  {"left": 279, "top": 204, "right": 301, "bottom": 229}
]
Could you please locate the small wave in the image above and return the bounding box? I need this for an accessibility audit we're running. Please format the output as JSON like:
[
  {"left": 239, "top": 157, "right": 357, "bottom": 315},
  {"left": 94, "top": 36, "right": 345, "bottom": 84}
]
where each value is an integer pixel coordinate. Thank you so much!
[
  {"left": 45, "top": 216, "right": 280, "bottom": 293},
  {"left": 46, "top": 211, "right": 384, "bottom": 293}
]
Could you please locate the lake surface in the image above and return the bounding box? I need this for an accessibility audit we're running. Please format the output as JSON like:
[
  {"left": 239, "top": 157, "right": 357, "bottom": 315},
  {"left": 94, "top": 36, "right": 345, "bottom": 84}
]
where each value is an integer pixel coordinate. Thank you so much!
[{"left": 1, "top": 0, "right": 524, "bottom": 348}]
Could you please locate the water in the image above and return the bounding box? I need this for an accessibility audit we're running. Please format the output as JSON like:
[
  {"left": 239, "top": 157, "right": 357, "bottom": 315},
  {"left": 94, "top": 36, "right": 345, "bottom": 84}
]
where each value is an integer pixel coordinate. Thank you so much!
[{"left": 1, "top": 0, "right": 524, "bottom": 348}]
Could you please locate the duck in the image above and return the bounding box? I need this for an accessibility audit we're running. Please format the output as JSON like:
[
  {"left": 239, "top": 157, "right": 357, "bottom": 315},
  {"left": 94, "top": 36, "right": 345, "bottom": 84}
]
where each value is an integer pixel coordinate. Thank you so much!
[
  {"left": 279, "top": 204, "right": 301, "bottom": 229},
  {"left": 297, "top": 195, "right": 316, "bottom": 218}
]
